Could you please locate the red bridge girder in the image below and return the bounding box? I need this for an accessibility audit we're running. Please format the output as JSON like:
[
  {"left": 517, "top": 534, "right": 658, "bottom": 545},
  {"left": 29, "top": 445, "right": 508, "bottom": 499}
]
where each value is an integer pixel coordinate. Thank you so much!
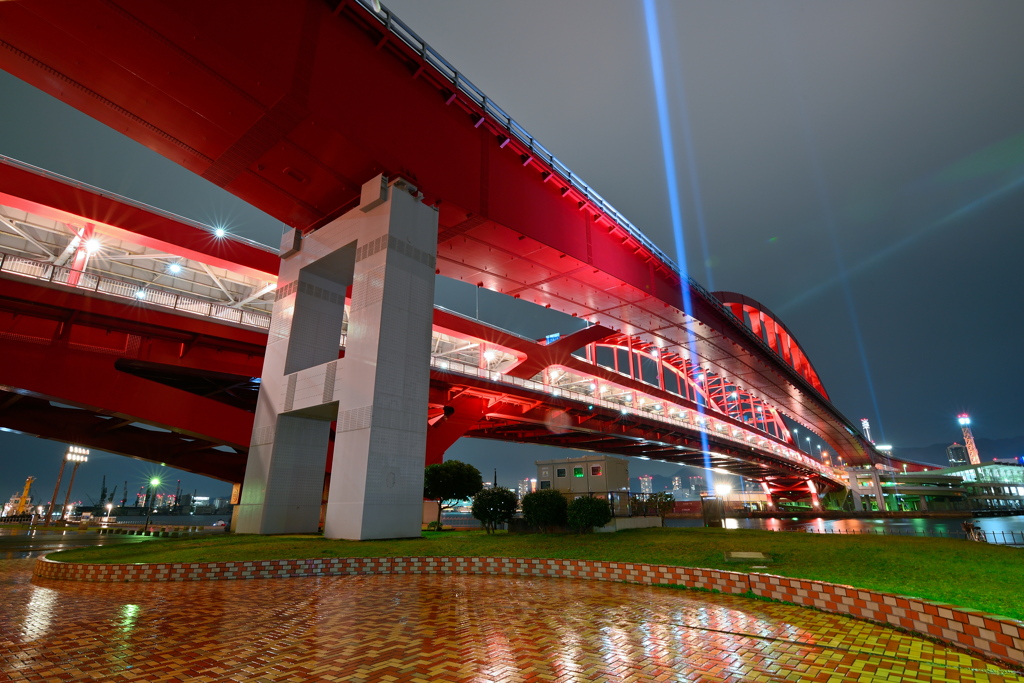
[
  {"left": 0, "top": 273, "right": 262, "bottom": 480},
  {"left": 1, "top": 271, "right": 847, "bottom": 492},
  {"left": 0, "top": 0, "right": 878, "bottom": 470},
  {"left": 425, "top": 377, "right": 839, "bottom": 494}
]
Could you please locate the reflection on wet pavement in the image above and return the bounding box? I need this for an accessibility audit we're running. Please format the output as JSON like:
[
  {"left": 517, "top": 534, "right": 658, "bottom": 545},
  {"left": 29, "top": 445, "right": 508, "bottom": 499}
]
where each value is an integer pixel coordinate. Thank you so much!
[
  {"left": 0, "top": 527, "right": 157, "bottom": 560},
  {"left": 1, "top": 558, "right": 1021, "bottom": 682}
]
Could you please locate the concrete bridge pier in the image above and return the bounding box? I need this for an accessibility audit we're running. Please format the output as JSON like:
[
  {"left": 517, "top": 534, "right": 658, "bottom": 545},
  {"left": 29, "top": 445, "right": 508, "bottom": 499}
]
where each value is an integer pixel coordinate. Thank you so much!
[
  {"left": 851, "top": 487, "right": 864, "bottom": 512},
  {"left": 235, "top": 175, "right": 438, "bottom": 539}
]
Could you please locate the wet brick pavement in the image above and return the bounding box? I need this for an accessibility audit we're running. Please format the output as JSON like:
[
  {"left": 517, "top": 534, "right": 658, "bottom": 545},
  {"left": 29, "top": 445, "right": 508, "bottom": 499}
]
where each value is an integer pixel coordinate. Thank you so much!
[{"left": 1, "top": 558, "right": 1022, "bottom": 682}]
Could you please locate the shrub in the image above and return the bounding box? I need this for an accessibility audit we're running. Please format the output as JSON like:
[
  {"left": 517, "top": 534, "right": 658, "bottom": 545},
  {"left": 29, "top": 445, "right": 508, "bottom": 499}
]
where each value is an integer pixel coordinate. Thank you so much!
[
  {"left": 471, "top": 487, "right": 518, "bottom": 534},
  {"left": 521, "top": 489, "right": 568, "bottom": 532},
  {"left": 567, "top": 495, "right": 613, "bottom": 533}
]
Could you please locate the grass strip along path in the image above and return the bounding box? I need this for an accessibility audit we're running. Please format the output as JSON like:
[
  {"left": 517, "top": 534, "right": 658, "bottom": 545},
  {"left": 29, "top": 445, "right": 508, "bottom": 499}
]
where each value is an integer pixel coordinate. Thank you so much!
[{"left": 52, "top": 527, "right": 1024, "bottom": 621}]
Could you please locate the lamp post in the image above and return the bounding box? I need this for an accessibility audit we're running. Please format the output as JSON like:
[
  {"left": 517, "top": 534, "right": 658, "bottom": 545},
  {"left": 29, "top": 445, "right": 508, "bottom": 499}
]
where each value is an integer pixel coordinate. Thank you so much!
[
  {"left": 58, "top": 448, "right": 88, "bottom": 524},
  {"left": 144, "top": 478, "right": 161, "bottom": 532},
  {"left": 805, "top": 436, "right": 812, "bottom": 453},
  {"left": 45, "top": 446, "right": 88, "bottom": 527}
]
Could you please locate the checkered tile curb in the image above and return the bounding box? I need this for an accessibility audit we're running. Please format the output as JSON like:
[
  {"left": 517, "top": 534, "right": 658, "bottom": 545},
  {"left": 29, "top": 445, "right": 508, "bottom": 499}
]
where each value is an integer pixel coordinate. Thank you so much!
[{"left": 35, "top": 555, "right": 1024, "bottom": 668}]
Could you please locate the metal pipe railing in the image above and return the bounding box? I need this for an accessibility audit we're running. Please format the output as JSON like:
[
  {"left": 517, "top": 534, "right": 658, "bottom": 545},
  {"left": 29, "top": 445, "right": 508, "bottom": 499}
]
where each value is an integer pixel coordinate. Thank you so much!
[
  {"left": 0, "top": 155, "right": 279, "bottom": 254},
  {"left": 0, "top": 252, "right": 272, "bottom": 329}
]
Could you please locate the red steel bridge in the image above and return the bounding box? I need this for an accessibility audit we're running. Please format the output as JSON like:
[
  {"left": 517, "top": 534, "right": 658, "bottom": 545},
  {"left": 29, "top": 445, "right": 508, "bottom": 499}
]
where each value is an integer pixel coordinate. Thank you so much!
[{"left": 0, "top": 0, "right": 917, "bottom": 503}]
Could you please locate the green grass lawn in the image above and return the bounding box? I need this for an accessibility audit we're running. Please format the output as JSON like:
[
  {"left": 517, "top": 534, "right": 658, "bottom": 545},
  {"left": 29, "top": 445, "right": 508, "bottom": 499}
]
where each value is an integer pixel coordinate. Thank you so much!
[{"left": 52, "top": 527, "right": 1024, "bottom": 620}]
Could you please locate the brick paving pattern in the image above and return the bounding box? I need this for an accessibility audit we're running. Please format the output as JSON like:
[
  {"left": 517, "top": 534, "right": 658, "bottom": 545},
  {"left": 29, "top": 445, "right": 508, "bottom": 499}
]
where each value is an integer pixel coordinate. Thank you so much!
[{"left": 3, "top": 559, "right": 1023, "bottom": 682}]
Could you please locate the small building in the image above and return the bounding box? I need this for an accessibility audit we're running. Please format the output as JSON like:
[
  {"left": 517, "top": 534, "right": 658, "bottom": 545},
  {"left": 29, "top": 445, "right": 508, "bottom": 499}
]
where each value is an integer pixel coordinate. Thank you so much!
[
  {"left": 536, "top": 454, "right": 628, "bottom": 495},
  {"left": 946, "top": 442, "right": 969, "bottom": 467}
]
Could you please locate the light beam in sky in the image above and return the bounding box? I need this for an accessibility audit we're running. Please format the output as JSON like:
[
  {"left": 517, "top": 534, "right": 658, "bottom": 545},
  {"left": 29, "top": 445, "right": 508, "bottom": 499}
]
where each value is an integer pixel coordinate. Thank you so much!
[{"left": 643, "top": 0, "right": 712, "bottom": 484}]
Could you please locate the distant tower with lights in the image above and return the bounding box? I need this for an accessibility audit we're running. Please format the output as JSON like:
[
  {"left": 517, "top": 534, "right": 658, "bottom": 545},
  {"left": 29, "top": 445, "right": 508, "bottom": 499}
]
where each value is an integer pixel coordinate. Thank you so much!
[
  {"left": 639, "top": 475, "right": 654, "bottom": 495},
  {"left": 957, "top": 414, "right": 981, "bottom": 465},
  {"left": 860, "top": 418, "right": 873, "bottom": 443}
]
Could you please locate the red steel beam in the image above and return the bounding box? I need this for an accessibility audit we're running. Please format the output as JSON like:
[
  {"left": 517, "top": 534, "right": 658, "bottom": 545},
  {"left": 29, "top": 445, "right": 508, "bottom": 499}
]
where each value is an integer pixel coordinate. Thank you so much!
[{"left": 0, "top": 0, "right": 876, "bottom": 467}]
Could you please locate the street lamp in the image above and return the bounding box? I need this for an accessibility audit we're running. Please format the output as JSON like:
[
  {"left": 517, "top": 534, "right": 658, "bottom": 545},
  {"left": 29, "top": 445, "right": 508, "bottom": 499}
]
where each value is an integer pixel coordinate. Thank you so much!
[
  {"left": 44, "top": 446, "right": 88, "bottom": 527},
  {"left": 805, "top": 436, "right": 812, "bottom": 453},
  {"left": 144, "top": 478, "right": 161, "bottom": 532}
]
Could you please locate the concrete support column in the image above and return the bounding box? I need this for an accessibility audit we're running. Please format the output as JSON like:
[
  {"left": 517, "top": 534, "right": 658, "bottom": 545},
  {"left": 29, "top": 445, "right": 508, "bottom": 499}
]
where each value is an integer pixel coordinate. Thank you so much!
[
  {"left": 323, "top": 178, "right": 438, "bottom": 541},
  {"left": 851, "top": 487, "right": 864, "bottom": 512},
  {"left": 870, "top": 470, "right": 887, "bottom": 512},
  {"left": 236, "top": 176, "right": 438, "bottom": 539},
  {"left": 760, "top": 481, "right": 775, "bottom": 510}
]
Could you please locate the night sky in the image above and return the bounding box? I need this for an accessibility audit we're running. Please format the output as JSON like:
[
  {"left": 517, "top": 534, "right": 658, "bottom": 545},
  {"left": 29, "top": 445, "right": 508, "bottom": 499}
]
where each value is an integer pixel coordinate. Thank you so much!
[{"left": 2, "top": 1, "right": 1023, "bottom": 503}]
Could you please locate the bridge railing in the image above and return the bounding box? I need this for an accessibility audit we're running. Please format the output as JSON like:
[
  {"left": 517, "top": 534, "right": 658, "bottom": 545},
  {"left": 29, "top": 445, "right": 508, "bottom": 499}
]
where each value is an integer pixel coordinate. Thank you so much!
[
  {"left": 356, "top": 1, "right": 680, "bottom": 287},
  {"left": 354, "top": 2, "right": 868, "bottom": 444},
  {"left": 0, "top": 252, "right": 272, "bottom": 330},
  {"left": 431, "top": 355, "right": 838, "bottom": 482}
]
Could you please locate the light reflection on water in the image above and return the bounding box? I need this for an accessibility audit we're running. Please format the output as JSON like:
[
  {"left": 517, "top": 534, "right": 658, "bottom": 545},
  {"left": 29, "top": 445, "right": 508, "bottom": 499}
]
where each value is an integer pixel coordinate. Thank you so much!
[{"left": 668, "top": 514, "right": 1024, "bottom": 536}]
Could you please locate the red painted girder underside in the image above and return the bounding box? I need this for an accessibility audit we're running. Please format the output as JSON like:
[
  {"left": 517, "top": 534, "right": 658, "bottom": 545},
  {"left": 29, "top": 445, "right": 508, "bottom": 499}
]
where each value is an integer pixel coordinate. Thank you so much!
[
  {"left": 0, "top": 389, "right": 247, "bottom": 482},
  {"left": 0, "top": 280, "right": 253, "bottom": 481},
  {"left": 0, "top": 0, "right": 873, "bottom": 468}
]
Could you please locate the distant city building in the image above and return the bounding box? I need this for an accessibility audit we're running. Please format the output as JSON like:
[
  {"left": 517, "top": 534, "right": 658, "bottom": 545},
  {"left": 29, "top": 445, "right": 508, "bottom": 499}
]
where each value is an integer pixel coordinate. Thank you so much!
[
  {"left": 517, "top": 478, "right": 536, "bottom": 499},
  {"left": 947, "top": 442, "right": 969, "bottom": 467},
  {"left": 536, "top": 455, "right": 628, "bottom": 495},
  {"left": 639, "top": 474, "right": 653, "bottom": 495},
  {"left": 671, "top": 476, "right": 682, "bottom": 493}
]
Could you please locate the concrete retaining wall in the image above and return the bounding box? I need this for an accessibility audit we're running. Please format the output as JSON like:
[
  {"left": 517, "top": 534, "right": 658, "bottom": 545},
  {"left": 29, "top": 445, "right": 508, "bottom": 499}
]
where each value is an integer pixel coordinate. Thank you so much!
[
  {"left": 597, "top": 516, "right": 663, "bottom": 532},
  {"left": 34, "top": 555, "right": 1024, "bottom": 669}
]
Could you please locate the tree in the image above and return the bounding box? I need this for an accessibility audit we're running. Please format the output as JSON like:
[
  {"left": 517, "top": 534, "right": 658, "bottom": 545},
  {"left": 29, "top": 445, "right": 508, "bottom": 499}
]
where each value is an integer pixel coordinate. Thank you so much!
[
  {"left": 423, "top": 460, "right": 483, "bottom": 530},
  {"left": 567, "top": 495, "right": 612, "bottom": 533},
  {"left": 471, "top": 487, "right": 517, "bottom": 534},
  {"left": 521, "top": 489, "right": 568, "bottom": 532},
  {"left": 648, "top": 492, "right": 675, "bottom": 522}
]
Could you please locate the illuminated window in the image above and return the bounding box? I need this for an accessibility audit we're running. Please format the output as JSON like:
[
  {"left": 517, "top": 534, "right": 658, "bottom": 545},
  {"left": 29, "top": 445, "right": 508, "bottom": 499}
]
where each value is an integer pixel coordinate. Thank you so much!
[
  {"left": 591, "top": 465, "right": 603, "bottom": 476},
  {"left": 540, "top": 480, "right": 551, "bottom": 490},
  {"left": 573, "top": 467, "right": 584, "bottom": 478},
  {"left": 556, "top": 468, "right": 566, "bottom": 478}
]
